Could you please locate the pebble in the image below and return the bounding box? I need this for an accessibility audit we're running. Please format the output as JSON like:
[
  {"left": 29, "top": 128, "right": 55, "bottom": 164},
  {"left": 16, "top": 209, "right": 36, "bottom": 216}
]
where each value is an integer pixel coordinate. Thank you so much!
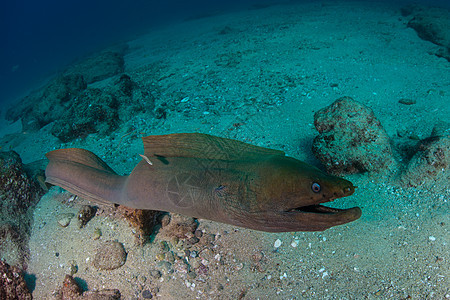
[
  {"left": 57, "top": 213, "right": 75, "bottom": 227},
  {"left": 398, "top": 98, "right": 416, "bottom": 105},
  {"left": 142, "top": 290, "right": 153, "bottom": 299},
  {"left": 194, "top": 230, "right": 203, "bottom": 239},
  {"left": 429, "top": 236, "right": 436, "bottom": 241},
  {"left": 160, "top": 214, "right": 171, "bottom": 227},
  {"left": 274, "top": 239, "right": 282, "bottom": 248},
  {"left": 173, "top": 259, "right": 190, "bottom": 273},
  {"left": 92, "top": 228, "right": 102, "bottom": 240},
  {"left": 78, "top": 205, "right": 97, "bottom": 228},
  {"left": 165, "top": 251, "right": 175, "bottom": 263},
  {"left": 149, "top": 269, "right": 162, "bottom": 279},
  {"left": 68, "top": 260, "right": 78, "bottom": 275}
]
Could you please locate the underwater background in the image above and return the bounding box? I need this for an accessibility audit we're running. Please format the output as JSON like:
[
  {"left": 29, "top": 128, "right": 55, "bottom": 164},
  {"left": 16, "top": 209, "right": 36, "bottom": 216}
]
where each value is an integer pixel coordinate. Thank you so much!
[{"left": 1, "top": 0, "right": 449, "bottom": 299}]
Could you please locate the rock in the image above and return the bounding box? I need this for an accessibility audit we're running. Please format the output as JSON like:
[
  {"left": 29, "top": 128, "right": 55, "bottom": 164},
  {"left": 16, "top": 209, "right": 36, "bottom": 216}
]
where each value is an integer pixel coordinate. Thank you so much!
[
  {"left": 92, "top": 228, "right": 102, "bottom": 240},
  {"left": 405, "top": 6, "right": 450, "bottom": 61},
  {"left": 78, "top": 205, "right": 97, "bottom": 228},
  {"left": 51, "top": 88, "right": 119, "bottom": 142},
  {"left": 0, "top": 151, "right": 42, "bottom": 268},
  {"left": 0, "top": 260, "right": 32, "bottom": 300},
  {"left": 92, "top": 241, "right": 127, "bottom": 270},
  {"left": 117, "top": 206, "right": 161, "bottom": 245},
  {"left": 116, "top": 74, "right": 134, "bottom": 97},
  {"left": 157, "top": 213, "right": 198, "bottom": 241},
  {"left": 59, "top": 274, "right": 82, "bottom": 299},
  {"left": 431, "top": 120, "right": 450, "bottom": 137},
  {"left": 64, "top": 47, "right": 126, "bottom": 84},
  {"left": 48, "top": 74, "right": 153, "bottom": 142},
  {"left": 149, "top": 269, "right": 162, "bottom": 279},
  {"left": 57, "top": 213, "right": 75, "bottom": 227},
  {"left": 401, "top": 136, "right": 449, "bottom": 188},
  {"left": 398, "top": 98, "right": 416, "bottom": 105},
  {"left": 142, "top": 289, "right": 153, "bottom": 299},
  {"left": 6, "top": 74, "right": 87, "bottom": 132},
  {"left": 312, "top": 96, "right": 395, "bottom": 174},
  {"left": 407, "top": 7, "right": 450, "bottom": 48},
  {"left": 54, "top": 274, "right": 121, "bottom": 300},
  {"left": 0, "top": 224, "right": 29, "bottom": 268},
  {"left": 5, "top": 45, "right": 158, "bottom": 142}
]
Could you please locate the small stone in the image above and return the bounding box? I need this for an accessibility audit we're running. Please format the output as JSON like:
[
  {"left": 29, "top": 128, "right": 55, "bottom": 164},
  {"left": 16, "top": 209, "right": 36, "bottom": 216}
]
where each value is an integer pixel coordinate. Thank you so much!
[
  {"left": 92, "top": 241, "right": 127, "bottom": 270},
  {"left": 160, "top": 214, "right": 171, "bottom": 227},
  {"left": 159, "top": 241, "right": 169, "bottom": 252},
  {"left": 142, "top": 290, "right": 153, "bottom": 299},
  {"left": 155, "top": 253, "right": 165, "bottom": 261},
  {"left": 429, "top": 236, "right": 436, "bottom": 241},
  {"left": 92, "top": 228, "right": 102, "bottom": 240},
  {"left": 194, "top": 230, "right": 203, "bottom": 238},
  {"left": 398, "top": 98, "right": 416, "bottom": 105},
  {"left": 78, "top": 205, "right": 97, "bottom": 228},
  {"left": 57, "top": 213, "right": 75, "bottom": 227},
  {"left": 274, "top": 239, "right": 282, "bottom": 248},
  {"left": 149, "top": 269, "right": 161, "bottom": 279},
  {"left": 68, "top": 260, "right": 78, "bottom": 275},
  {"left": 188, "top": 271, "right": 197, "bottom": 279},
  {"left": 165, "top": 251, "right": 175, "bottom": 263},
  {"left": 188, "top": 237, "right": 199, "bottom": 244},
  {"left": 158, "top": 261, "right": 173, "bottom": 274},
  {"left": 173, "top": 259, "right": 190, "bottom": 273}
]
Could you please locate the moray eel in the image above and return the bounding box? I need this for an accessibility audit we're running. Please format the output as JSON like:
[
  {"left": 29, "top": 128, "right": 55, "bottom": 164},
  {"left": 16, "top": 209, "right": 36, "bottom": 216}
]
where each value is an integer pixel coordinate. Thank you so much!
[{"left": 45, "top": 133, "right": 361, "bottom": 232}]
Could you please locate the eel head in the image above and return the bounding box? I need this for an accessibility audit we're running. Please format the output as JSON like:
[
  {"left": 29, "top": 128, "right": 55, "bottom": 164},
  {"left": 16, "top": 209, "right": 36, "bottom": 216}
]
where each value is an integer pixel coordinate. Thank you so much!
[{"left": 230, "top": 156, "right": 362, "bottom": 232}]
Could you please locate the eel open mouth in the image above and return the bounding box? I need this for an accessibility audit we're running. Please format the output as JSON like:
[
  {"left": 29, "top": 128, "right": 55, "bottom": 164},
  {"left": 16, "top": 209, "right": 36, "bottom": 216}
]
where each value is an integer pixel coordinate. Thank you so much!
[{"left": 288, "top": 204, "right": 345, "bottom": 214}]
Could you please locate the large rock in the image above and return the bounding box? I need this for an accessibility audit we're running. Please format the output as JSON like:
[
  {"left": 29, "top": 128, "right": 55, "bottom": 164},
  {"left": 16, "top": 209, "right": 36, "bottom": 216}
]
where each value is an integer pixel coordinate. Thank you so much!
[
  {"left": 401, "top": 121, "right": 449, "bottom": 188},
  {"left": 0, "top": 151, "right": 42, "bottom": 268},
  {"left": 0, "top": 260, "right": 32, "bottom": 300},
  {"left": 50, "top": 87, "right": 119, "bottom": 142},
  {"left": 5, "top": 45, "right": 141, "bottom": 141},
  {"left": 6, "top": 74, "right": 87, "bottom": 131},
  {"left": 64, "top": 48, "right": 126, "bottom": 84},
  {"left": 403, "top": 5, "right": 450, "bottom": 61},
  {"left": 7, "top": 70, "right": 153, "bottom": 142},
  {"left": 312, "top": 96, "right": 395, "bottom": 174}
]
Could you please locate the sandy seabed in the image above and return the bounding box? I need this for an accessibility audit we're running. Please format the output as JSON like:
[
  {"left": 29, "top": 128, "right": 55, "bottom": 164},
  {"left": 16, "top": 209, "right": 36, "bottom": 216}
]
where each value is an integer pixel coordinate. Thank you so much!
[{"left": 3, "top": 1, "right": 449, "bottom": 299}]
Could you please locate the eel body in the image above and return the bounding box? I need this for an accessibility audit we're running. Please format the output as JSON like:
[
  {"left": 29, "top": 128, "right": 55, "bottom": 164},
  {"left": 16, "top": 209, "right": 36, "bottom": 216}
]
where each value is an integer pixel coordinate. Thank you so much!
[{"left": 45, "top": 133, "right": 361, "bottom": 232}]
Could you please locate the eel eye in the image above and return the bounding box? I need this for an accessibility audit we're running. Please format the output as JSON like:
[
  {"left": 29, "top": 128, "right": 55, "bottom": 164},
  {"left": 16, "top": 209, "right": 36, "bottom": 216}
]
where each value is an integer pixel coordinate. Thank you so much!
[{"left": 311, "top": 182, "right": 321, "bottom": 193}]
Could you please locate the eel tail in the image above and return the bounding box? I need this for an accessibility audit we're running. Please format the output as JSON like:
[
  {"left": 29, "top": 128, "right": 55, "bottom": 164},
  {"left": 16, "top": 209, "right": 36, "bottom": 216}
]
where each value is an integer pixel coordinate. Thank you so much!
[{"left": 45, "top": 148, "right": 126, "bottom": 206}]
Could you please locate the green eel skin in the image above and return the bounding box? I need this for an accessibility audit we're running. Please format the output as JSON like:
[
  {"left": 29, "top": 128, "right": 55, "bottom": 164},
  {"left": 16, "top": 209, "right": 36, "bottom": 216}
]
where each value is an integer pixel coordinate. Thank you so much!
[{"left": 45, "top": 133, "right": 361, "bottom": 232}]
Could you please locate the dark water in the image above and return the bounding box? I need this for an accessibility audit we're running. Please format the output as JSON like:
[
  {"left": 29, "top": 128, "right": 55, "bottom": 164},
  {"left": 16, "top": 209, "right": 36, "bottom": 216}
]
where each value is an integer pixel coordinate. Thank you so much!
[{"left": 0, "top": 0, "right": 449, "bottom": 107}]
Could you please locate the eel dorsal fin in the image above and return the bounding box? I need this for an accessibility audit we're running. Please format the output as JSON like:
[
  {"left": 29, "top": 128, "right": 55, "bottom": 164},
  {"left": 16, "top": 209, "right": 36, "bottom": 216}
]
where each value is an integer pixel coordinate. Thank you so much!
[
  {"left": 46, "top": 148, "right": 117, "bottom": 175},
  {"left": 142, "top": 133, "right": 285, "bottom": 161}
]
